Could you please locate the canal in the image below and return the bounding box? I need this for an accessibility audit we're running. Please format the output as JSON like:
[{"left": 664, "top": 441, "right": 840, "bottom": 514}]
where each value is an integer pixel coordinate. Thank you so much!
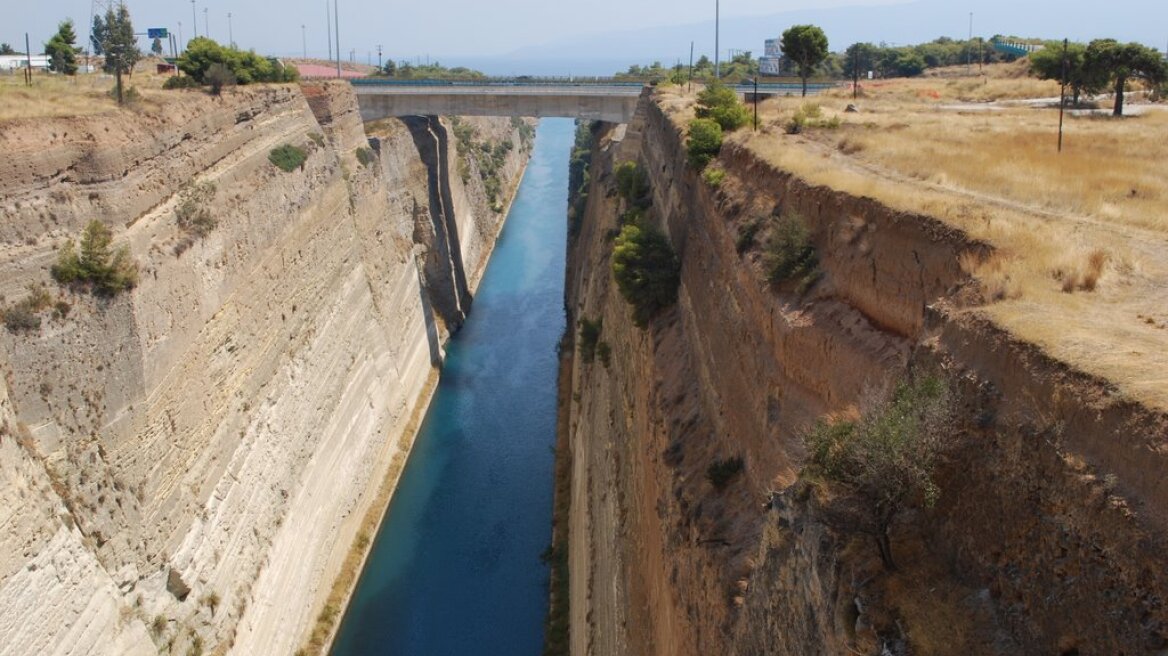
[{"left": 330, "top": 117, "right": 573, "bottom": 655}]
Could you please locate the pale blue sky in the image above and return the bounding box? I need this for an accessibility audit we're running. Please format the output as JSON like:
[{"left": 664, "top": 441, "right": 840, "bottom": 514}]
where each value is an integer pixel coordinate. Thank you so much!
[{"left": 6, "top": 0, "right": 1167, "bottom": 74}]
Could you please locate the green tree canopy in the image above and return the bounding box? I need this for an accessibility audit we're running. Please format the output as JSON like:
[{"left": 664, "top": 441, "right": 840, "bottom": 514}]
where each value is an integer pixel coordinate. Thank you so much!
[
  {"left": 1030, "top": 41, "right": 1107, "bottom": 107},
  {"left": 612, "top": 224, "right": 681, "bottom": 327},
  {"left": 90, "top": 15, "right": 105, "bottom": 55},
  {"left": 685, "top": 118, "right": 723, "bottom": 169},
  {"left": 781, "top": 24, "right": 829, "bottom": 96},
  {"left": 100, "top": 4, "right": 141, "bottom": 104},
  {"left": 0, "top": 43, "right": 16, "bottom": 55},
  {"left": 45, "top": 20, "right": 79, "bottom": 75},
  {"left": 695, "top": 81, "right": 751, "bottom": 131},
  {"left": 1085, "top": 39, "right": 1168, "bottom": 116},
  {"left": 177, "top": 37, "right": 298, "bottom": 86}
]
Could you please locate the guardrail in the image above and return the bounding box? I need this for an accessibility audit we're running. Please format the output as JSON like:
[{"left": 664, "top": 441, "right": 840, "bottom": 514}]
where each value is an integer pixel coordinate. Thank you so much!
[{"left": 350, "top": 77, "right": 647, "bottom": 87}]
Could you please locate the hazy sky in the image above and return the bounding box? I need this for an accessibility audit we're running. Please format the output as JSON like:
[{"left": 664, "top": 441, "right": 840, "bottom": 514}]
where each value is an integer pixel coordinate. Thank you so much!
[{"left": 5, "top": 0, "right": 1167, "bottom": 73}]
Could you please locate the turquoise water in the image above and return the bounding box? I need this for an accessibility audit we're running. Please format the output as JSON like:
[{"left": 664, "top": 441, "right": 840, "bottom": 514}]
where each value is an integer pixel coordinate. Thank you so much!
[{"left": 330, "top": 118, "right": 572, "bottom": 656}]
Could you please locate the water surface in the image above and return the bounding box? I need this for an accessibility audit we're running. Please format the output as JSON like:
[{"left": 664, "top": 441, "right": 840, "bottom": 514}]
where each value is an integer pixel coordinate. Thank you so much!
[{"left": 331, "top": 117, "right": 573, "bottom": 656}]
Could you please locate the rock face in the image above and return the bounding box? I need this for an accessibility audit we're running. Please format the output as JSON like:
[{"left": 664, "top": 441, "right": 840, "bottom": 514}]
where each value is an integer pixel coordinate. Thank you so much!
[
  {"left": 564, "top": 97, "right": 1168, "bottom": 655},
  {"left": 0, "top": 82, "right": 531, "bottom": 655}
]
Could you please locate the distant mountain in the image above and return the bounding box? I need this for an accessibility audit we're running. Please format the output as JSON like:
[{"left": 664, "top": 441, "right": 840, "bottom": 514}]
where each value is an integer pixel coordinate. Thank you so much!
[{"left": 458, "top": 0, "right": 1166, "bottom": 76}]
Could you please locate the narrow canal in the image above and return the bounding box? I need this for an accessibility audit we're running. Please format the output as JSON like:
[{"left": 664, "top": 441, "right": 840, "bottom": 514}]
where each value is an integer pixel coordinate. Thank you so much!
[{"left": 330, "top": 118, "right": 573, "bottom": 655}]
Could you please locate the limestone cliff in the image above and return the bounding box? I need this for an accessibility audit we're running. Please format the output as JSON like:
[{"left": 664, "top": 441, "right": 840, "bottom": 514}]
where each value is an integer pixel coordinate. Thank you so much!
[
  {"left": 564, "top": 96, "right": 1168, "bottom": 655},
  {"left": 0, "top": 82, "right": 530, "bottom": 655}
]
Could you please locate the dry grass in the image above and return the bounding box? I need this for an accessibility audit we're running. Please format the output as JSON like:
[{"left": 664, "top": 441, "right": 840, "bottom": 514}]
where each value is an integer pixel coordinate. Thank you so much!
[
  {"left": 656, "top": 76, "right": 1168, "bottom": 409},
  {"left": 0, "top": 69, "right": 174, "bottom": 121}
]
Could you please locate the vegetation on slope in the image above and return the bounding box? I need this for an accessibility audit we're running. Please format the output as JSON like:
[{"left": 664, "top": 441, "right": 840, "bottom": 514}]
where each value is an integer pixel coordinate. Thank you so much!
[{"left": 51, "top": 220, "right": 138, "bottom": 295}]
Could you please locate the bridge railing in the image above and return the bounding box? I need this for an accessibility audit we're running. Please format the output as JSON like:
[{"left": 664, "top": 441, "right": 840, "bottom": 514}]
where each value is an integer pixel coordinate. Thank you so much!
[{"left": 350, "top": 77, "right": 647, "bottom": 87}]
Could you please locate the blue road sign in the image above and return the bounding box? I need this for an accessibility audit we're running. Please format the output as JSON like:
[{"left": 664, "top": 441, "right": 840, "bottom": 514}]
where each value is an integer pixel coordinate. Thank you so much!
[{"left": 148, "top": 28, "right": 168, "bottom": 39}]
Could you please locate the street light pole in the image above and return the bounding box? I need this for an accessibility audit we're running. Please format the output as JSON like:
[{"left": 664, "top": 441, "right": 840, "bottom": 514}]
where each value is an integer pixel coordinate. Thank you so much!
[
  {"left": 714, "top": 0, "right": 720, "bottom": 79},
  {"left": 967, "top": 12, "right": 973, "bottom": 75},
  {"left": 191, "top": 0, "right": 197, "bottom": 38},
  {"left": 334, "top": 0, "right": 341, "bottom": 78},
  {"left": 302, "top": 25, "right": 307, "bottom": 59},
  {"left": 377, "top": 44, "right": 382, "bottom": 70},
  {"left": 203, "top": 8, "right": 209, "bottom": 42},
  {"left": 227, "top": 12, "right": 233, "bottom": 48}
]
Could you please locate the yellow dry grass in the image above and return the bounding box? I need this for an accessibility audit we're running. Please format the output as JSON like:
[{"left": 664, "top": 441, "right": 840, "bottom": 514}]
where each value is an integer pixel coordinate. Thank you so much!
[
  {"left": 0, "top": 69, "right": 172, "bottom": 121},
  {"left": 657, "top": 77, "right": 1168, "bottom": 409}
]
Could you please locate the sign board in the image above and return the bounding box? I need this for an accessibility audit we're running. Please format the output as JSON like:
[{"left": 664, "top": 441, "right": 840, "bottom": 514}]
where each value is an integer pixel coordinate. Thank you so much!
[{"left": 147, "top": 28, "right": 168, "bottom": 39}]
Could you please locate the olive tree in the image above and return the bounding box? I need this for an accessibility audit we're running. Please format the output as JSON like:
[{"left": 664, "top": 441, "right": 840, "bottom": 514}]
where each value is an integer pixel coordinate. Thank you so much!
[
  {"left": 1085, "top": 39, "right": 1168, "bottom": 116},
  {"left": 804, "top": 377, "right": 955, "bottom": 570},
  {"left": 781, "top": 24, "right": 829, "bottom": 97}
]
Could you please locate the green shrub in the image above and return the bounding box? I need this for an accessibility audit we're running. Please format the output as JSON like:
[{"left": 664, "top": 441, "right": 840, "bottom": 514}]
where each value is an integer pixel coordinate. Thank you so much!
[
  {"left": 356, "top": 147, "right": 375, "bottom": 167},
  {"left": 696, "top": 82, "right": 751, "bottom": 131},
  {"left": 785, "top": 103, "right": 841, "bottom": 134},
  {"left": 269, "top": 144, "right": 307, "bottom": 172},
  {"left": 578, "top": 317, "right": 602, "bottom": 363},
  {"left": 736, "top": 217, "right": 763, "bottom": 254},
  {"left": 596, "top": 341, "right": 611, "bottom": 368},
  {"left": 175, "top": 182, "right": 217, "bottom": 238},
  {"left": 701, "top": 166, "right": 726, "bottom": 188},
  {"left": 162, "top": 75, "right": 200, "bottom": 90},
  {"left": 763, "top": 213, "right": 818, "bottom": 287},
  {"left": 686, "top": 118, "right": 723, "bottom": 170},
  {"left": 614, "top": 161, "right": 650, "bottom": 206},
  {"left": 707, "top": 456, "right": 744, "bottom": 490},
  {"left": 612, "top": 224, "right": 680, "bottom": 327},
  {"left": 177, "top": 37, "right": 298, "bottom": 86},
  {"left": 2, "top": 285, "right": 52, "bottom": 333},
  {"left": 205, "top": 62, "right": 236, "bottom": 95},
  {"left": 51, "top": 221, "right": 138, "bottom": 295},
  {"left": 804, "top": 376, "right": 954, "bottom": 569}
]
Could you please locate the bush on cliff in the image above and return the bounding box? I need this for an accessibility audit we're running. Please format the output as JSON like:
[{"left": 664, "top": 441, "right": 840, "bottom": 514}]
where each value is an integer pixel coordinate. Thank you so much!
[
  {"left": 686, "top": 118, "right": 723, "bottom": 170},
  {"left": 614, "top": 161, "right": 650, "bottom": 208},
  {"left": 804, "top": 376, "right": 955, "bottom": 570},
  {"left": 269, "top": 144, "right": 307, "bottom": 172},
  {"left": 612, "top": 224, "right": 680, "bottom": 327},
  {"left": 176, "top": 37, "right": 298, "bottom": 87},
  {"left": 51, "top": 220, "right": 138, "bottom": 296},
  {"left": 763, "top": 213, "right": 819, "bottom": 291},
  {"left": 695, "top": 81, "right": 751, "bottom": 131},
  {"left": 578, "top": 317, "right": 603, "bottom": 363}
]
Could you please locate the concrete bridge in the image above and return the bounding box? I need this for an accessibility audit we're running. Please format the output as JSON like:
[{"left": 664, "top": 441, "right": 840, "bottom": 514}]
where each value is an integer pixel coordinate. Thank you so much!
[
  {"left": 351, "top": 78, "right": 839, "bottom": 123},
  {"left": 352, "top": 80, "right": 646, "bottom": 123}
]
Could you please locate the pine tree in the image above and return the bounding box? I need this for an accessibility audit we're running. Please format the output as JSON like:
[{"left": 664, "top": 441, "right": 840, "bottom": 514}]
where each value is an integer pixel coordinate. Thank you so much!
[
  {"left": 100, "top": 4, "right": 141, "bottom": 104},
  {"left": 90, "top": 15, "right": 106, "bottom": 55},
  {"left": 45, "top": 20, "right": 79, "bottom": 75}
]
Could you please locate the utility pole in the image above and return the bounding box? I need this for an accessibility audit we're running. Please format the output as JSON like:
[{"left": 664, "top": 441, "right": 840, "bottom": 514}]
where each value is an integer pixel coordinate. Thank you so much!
[
  {"left": 302, "top": 25, "right": 307, "bottom": 58},
  {"left": 967, "top": 12, "right": 973, "bottom": 75},
  {"left": 714, "top": 0, "right": 720, "bottom": 79},
  {"left": 24, "top": 33, "right": 32, "bottom": 86},
  {"left": 326, "top": 0, "right": 332, "bottom": 62},
  {"left": 191, "top": 0, "right": 198, "bottom": 38},
  {"left": 688, "top": 41, "right": 694, "bottom": 91},
  {"left": 377, "top": 44, "right": 382, "bottom": 70},
  {"left": 752, "top": 76, "right": 759, "bottom": 130},
  {"left": 203, "top": 8, "right": 209, "bottom": 42},
  {"left": 334, "top": 0, "right": 340, "bottom": 78},
  {"left": 178, "top": 21, "right": 183, "bottom": 52},
  {"left": 853, "top": 46, "right": 860, "bottom": 99},
  {"left": 227, "top": 12, "right": 233, "bottom": 48},
  {"left": 1058, "top": 38, "right": 1068, "bottom": 153}
]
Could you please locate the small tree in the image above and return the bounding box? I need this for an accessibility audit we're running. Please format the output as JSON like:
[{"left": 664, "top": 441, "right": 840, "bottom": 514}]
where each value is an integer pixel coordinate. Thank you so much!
[
  {"left": 52, "top": 220, "right": 139, "bottom": 295},
  {"left": 804, "top": 377, "right": 955, "bottom": 570},
  {"left": 151, "top": 37, "right": 163, "bottom": 56},
  {"left": 695, "top": 81, "right": 751, "bottom": 131},
  {"left": 1085, "top": 39, "right": 1168, "bottom": 116},
  {"left": 100, "top": 4, "right": 141, "bottom": 105},
  {"left": 845, "top": 42, "right": 879, "bottom": 97},
  {"left": 781, "top": 24, "right": 829, "bottom": 97},
  {"left": 205, "top": 62, "right": 236, "bottom": 95},
  {"left": 45, "top": 20, "right": 79, "bottom": 75},
  {"left": 1030, "top": 41, "right": 1107, "bottom": 107},
  {"left": 685, "top": 118, "right": 723, "bottom": 169},
  {"left": 612, "top": 224, "right": 680, "bottom": 327},
  {"left": 0, "top": 43, "right": 16, "bottom": 55}
]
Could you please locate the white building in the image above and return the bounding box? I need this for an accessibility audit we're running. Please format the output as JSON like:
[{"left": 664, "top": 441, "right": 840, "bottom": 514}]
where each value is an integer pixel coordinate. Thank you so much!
[{"left": 0, "top": 55, "right": 51, "bottom": 71}]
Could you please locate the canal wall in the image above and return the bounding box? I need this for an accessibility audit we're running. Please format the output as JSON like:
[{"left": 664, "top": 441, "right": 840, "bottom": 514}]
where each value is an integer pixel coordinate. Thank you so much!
[
  {"left": 563, "top": 94, "right": 1168, "bottom": 654},
  {"left": 0, "top": 82, "right": 531, "bottom": 655}
]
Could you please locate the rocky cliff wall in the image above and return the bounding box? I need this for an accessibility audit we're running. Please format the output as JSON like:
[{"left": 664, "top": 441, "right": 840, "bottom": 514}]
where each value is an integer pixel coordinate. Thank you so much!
[
  {"left": 0, "top": 82, "right": 529, "bottom": 655},
  {"left": 564, "top": 96, "right": 1168, "bottom": 655}
]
